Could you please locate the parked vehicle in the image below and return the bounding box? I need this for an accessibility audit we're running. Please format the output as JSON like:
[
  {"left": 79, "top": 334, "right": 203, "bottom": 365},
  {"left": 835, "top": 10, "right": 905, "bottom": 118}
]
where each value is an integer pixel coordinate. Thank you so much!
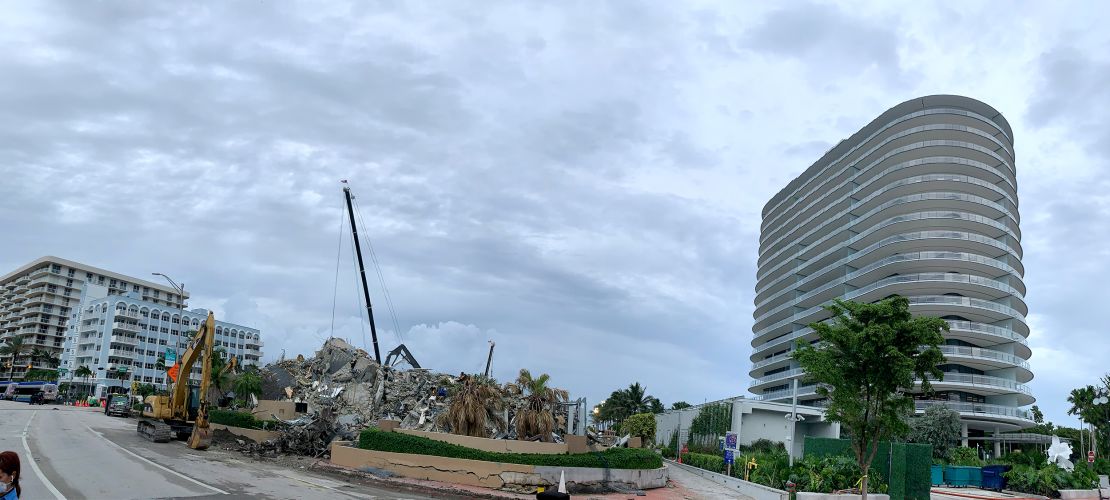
[
  {"left": 28, "top": 391, "right": 45, "bottom": 405},
  {"left": 105, "top": 394, "right": 131, "bottom": 417}
]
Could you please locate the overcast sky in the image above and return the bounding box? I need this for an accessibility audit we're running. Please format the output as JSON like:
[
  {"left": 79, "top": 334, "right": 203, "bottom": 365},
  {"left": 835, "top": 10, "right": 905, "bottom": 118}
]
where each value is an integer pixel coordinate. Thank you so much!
[{"left": 2, "top": 1, "right": 1108, "bottom": 427}]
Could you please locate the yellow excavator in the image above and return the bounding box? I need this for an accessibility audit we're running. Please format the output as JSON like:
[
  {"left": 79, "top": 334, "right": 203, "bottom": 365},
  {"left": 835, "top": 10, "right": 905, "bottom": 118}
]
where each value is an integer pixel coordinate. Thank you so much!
[{"left": 137, "top": 311, "right": 216, "bottom": 449}]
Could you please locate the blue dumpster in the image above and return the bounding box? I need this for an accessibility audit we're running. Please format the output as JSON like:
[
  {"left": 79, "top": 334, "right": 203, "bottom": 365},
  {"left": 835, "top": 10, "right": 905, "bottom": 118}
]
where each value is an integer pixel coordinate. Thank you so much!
[
  {"left": 931, "top": 465, "right": 945, "bottom": 486},
  {"left": 981, "top": 465, "right": 1011, "bottom": 491},
  {"left": 945, "top": 466, "right": 982, "bottom": 487}
]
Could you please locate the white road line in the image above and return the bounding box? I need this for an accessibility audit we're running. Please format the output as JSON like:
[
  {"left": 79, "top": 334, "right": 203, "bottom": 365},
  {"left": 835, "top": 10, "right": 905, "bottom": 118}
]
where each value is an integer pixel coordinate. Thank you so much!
[
  {"left": 82, "top": 424, "right": 228, "bottom": 495},
  {"left": 20, "top": 411, "right": 66, "bottom": 500}
]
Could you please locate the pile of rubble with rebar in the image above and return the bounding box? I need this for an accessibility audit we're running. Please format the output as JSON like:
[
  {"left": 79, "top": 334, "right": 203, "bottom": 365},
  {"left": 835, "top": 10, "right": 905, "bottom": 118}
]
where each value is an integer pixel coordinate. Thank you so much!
[{"left": 242, "top": 338, "right": 581, "bottom": 457}]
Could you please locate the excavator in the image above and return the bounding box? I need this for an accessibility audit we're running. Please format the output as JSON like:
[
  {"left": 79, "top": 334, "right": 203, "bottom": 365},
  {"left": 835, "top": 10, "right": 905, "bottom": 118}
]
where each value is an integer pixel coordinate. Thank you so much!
[{"left": 136, "top": 311, "right": 216, "bottom": 449}]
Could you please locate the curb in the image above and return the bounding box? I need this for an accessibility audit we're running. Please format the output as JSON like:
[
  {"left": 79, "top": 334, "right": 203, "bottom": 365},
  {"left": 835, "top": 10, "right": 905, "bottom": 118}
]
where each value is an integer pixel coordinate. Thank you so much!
[
  {"left": 931, "top": 488, "right": 1041, "bottom": 500},
  {"left": 311, "top": 460, "right": 530, "bottom": 499}
]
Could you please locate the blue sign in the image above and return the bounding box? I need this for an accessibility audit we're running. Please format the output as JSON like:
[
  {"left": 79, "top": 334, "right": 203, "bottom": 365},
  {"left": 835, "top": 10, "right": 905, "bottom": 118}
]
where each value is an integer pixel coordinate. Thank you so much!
[
  {"left": 165, "top": 348, "right": 177, "bottom": 364},
  {"left": 725, "top": 432, "right": 738, "bottom": 450},
  {"left": 725, "top": 450, "right": 735, "bottom": 465}
]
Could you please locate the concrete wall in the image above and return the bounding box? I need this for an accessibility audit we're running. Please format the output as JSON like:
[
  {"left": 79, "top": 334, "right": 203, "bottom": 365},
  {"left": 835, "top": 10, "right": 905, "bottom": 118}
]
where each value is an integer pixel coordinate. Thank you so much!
[
  {"left": 210, "top": 423, "right": 279, "bottom": 443},
  {"left": 656, "top": 399, "right": 837, "bottom": 459},
  {"left": 666, "top": 459, "right": 787, "bottom": 500},
  {"left": 252, "top": 400, "right": 300, "bottom": 420},
  {"left": 329, "top": 442, "right": 667, "bottom": 492},
  {"left": 396, "top": 429, "right": 569, "bottom": 454}
]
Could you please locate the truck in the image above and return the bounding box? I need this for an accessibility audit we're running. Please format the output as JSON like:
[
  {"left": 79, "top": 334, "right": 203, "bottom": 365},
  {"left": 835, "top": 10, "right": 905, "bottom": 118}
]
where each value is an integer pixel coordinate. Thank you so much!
[{"left": 136, "top": 311, "right": 217, "bottom": 450}]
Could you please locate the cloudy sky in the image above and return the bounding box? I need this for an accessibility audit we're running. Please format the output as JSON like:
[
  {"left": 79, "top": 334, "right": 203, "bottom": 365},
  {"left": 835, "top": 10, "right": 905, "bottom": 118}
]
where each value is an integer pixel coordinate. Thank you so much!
[{"left": 2, "top": 1, "right": 1108, "bottom": 427}]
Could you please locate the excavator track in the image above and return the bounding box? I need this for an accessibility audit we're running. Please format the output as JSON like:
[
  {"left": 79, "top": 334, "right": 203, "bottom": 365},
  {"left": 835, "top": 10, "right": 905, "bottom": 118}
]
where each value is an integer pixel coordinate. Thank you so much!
[{"left": 137, "top": 419, "right": 173, "bottom": 443}]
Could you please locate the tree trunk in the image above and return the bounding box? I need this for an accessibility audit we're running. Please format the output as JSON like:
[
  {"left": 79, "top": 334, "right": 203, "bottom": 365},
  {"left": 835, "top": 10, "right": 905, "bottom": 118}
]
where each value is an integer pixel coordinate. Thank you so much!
[{"left": 861, "top": 464, "right": 869, "bottom": 500}]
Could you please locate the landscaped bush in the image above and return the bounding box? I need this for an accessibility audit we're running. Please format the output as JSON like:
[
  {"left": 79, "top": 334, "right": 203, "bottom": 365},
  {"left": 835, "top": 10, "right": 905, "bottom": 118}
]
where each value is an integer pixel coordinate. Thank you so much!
[
  {"left": 623, "top": 413, "right": 656, "bottom": 443},
  {"left": 1004, "top": 462, "right": 1098, "bottom": 497},
  {"left": 357, "top": 428, "right": 661, "bottom": 470},
  {"left": 948, "top": 446, "right": 983, "bottom": 467},
  {"left": 683, "top": 452, "right": 725, "bottom": 473},
  {"left": 789, "top": 455, "right": 888, "bottom": 494},
  {"left": 209, "top": 409, "right": 275, "bottom": 430}
]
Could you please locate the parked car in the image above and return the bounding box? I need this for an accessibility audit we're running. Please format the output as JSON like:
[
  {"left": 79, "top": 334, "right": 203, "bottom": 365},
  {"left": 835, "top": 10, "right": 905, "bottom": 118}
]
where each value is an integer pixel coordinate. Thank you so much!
[{"left": 105, "top": 394, "right": 131, "bottom": 417}]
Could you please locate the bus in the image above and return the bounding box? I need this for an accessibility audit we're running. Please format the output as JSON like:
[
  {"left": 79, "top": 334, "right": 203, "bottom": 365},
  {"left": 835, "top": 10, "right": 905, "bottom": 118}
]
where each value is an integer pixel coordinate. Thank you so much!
[
  {"left": 0, "top": 381, "right": 11, "bottom": 400},
  {"left": 8, "top": 381, "right": 58, "bottom": 403}
]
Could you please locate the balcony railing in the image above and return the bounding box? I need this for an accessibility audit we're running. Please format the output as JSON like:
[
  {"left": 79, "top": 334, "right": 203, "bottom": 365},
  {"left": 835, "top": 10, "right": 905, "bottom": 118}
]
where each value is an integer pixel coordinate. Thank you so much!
[
  {"left": 110, "top": 335, "right": 138, "bottom": 345},
  {"left": 938, "top": 345, "right": 1030, "bottom": 370},
  {"left": 749, "top": 368, "right": 806, "bottom": 387},
  {"left": 927, "top": 372, "right": 1031, "bottom": 395},
  {"left": 915, "top": 400, "right": 1032, "bottom": 421},
  {"left": 112, "top": 321, "right": 140, "bottom": 332}
]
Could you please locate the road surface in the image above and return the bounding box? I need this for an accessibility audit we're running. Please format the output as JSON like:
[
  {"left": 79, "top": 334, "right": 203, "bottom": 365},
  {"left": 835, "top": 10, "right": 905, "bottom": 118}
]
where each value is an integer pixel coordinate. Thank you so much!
[{"left": 0, "top": 399, "right": 440, "bottom": 499}]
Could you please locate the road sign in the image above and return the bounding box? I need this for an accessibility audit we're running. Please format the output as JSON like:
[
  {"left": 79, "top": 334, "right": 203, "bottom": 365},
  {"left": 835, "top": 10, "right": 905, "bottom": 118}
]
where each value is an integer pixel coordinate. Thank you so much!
[
  {"left": 1089, "top": 451, "right": 1096, "bottom": 463},
  {"left": 165, "top": 348, "right": 177, "bottom": 364},
  {"left": 57, "top": 367, "right": 68, "bottom": 375},
  {"left": 726, "top": 432, "right": 738, "bottom": 450},
  {"left": 725, "top": 449, "right": 735, "bottom": 465}
]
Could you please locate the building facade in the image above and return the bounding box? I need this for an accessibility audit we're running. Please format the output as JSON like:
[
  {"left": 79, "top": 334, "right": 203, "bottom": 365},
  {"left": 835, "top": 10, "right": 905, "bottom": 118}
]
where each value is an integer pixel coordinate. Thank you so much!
[
  {"left": 0, "top": 257, "right": 186, "bottom": 380},
  {"left": 749, "top": 96, "right": 1033, "bottom": 439},
  {"left": 61, "top": 289, "right": 263, "bottom": 397}
]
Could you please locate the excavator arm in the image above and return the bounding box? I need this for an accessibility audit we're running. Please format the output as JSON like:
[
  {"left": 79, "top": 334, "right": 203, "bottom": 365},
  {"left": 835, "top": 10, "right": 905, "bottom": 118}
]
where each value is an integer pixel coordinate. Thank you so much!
[{"left": 139, "top": 311, "right": 215, "bottom": 449}]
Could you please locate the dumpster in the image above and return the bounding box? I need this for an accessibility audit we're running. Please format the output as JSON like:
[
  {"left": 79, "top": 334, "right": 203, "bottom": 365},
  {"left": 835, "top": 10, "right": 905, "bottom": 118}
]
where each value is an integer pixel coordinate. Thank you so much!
[
  {"left": 945, "top": 466, "right": 982, "bottom": 487},
  {"left": 981, "top": 465, "right": 1011, "bottom": 491},
  {"left": 931, "top": 465, "right": 945, "bottom": 486}
]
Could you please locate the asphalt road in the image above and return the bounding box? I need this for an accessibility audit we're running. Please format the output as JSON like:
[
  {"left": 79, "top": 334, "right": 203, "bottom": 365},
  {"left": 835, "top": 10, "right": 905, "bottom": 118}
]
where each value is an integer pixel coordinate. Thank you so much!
[{"left": 0, "top": 399, "right": 438, "bottom": 499}]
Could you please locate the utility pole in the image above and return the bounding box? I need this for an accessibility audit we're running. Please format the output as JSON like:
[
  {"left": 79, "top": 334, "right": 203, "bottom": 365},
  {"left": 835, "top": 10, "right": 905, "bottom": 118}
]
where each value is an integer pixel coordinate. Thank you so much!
[
  {"left": 343, "top": 185, "right": 382, "bottom": 364},
  {"left": 786, "top": 378, "right": 805, "bottom": 466}
]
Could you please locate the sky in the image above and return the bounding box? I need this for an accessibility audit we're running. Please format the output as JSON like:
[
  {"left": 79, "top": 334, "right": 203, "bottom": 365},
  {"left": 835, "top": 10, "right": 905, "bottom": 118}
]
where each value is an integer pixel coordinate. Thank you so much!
[{"left": 1, "top": 1, "right": 1108, "bottom": 428}]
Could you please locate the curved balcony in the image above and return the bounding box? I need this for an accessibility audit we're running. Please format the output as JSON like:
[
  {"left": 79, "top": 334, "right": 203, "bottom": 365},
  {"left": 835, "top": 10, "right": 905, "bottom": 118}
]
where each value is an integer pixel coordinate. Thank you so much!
[
  {"left": 756, "top": 384, "right": 819, "bottom": 402},
  {"left": 946, "top": 321, "right": 1030, "bottom": 358},
  {"left": 751, "top": 350, "right": 796, "bottom": 371},
  {"left": 909, "top": 296, "right": 1028, "bottom": 336},
  {"left": 755, "top": 272, "right": 1023, "bottom": 330},
  {"left": 757, "top": 214, "right": 1022, "bottom": 288},
  {"left": 924, "top": 373, "right": 1033, "bottom": 404},
  {"left": 937, "top": 345, "right": 1032, "bottom": 379},
  {"left": 914, "top": 400, "right": 1033, "bottom": 425},
  {"left": 764, "top": 106, "right": 1015, "bottom": 226},
  {"left": 749, "top": 368, "right": 806, "bottom": 389},
  {"left": 760, "top": 189, "right": 1019, "bottom": 270},
  {"left": 761, "top": 167, "right": 1020, "bottom": 253},
  {"left": 754, "top": 274, "right": 1023, "bottom": 342}
]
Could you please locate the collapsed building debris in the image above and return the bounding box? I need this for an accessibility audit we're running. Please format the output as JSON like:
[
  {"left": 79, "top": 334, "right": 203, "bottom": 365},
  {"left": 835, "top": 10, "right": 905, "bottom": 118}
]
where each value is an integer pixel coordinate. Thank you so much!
[{"left": 250, "top": 338, "right": 575, "bottom": 457}]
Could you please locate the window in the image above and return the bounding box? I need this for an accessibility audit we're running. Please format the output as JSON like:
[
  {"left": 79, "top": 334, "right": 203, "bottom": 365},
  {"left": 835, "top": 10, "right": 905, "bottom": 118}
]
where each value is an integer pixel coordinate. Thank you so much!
[{"left": 133, "top": 285, "right": 139, "bottom": 292}]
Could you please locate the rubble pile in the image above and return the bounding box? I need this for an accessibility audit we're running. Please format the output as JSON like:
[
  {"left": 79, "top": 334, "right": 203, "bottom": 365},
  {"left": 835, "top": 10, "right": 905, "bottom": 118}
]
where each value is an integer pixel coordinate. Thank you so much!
[{"left": 250, "top": 338, "right": 574, "bottom": 457}]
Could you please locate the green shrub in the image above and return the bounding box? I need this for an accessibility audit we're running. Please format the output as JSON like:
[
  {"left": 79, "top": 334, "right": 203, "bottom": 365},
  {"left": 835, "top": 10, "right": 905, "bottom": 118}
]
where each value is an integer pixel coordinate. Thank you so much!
[
  {"left": 357, "top": 428, "right": 661, "bottom": 470},
  {"left": 623, "top": 413, "right": 656, "bottom": 443},
  {"left": 683, "top": 452, "right": 725, "bottom": 473},
  {"left": 948, "top": 447, "right": 983, "bottom": 467},
  {"left": 789, "top": 455, "right": 887, "bottom": 494},
  {"left": 209, "top": 409, "right": 275, "bottom": 430}
]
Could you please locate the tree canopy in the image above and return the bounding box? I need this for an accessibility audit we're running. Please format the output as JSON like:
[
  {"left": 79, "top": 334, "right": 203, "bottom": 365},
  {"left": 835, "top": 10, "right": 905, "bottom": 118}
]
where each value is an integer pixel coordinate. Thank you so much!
[
  {"left": 908, "top": 404, "right": 962, "bottom": 460},
  {"left": 792, "top": 296, "right": 947, "bottom": 498}
]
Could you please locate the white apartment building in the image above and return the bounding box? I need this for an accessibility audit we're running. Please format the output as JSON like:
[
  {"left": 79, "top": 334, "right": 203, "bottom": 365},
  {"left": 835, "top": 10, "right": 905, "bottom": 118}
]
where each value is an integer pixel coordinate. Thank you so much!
[
  {"left": 750, "top": 96, "right": 1033, "bottom": 442},
  {"left": 61, "top": 286, "right": 263, "bottom": 397},
  {"left": 0, "top": 257, "right": 186, "bottom": 380}
]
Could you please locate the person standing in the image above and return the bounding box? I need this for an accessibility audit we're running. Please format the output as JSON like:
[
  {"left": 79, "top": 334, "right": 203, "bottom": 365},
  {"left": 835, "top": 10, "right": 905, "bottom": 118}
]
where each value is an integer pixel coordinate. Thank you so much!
[{"left": 0, "top": 451, "right": 20, "bottom": 499}]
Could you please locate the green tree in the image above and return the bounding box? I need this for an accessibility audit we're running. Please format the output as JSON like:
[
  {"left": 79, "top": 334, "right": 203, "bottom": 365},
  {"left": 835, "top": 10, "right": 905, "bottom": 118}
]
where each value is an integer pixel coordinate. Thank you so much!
[
  {"left": 623, "top": 413, "right": 657, "bottom": 443},
  {"left": 908, "top": 404, "right": 962, "bottom": 460},
  {"left": 505, "top": 369, "right": 568, "bottom": 442},
  {"left": 1031, "top": 405, "right": 1044, "bottom": 424},
  {"left": 24, "top": 368, "right": 58, "bottom": 381},
  {"left": 232, "top": 370, "right": 262, "bottom": 402},
  {"left": 30, "top": 348, "right": 59, "bottom": 368},
  {"left": 688, "top": 403, "right": 732, "bottom": 448},
  {"left": 671, "top": 401, "right": 692, "bottom": 410},
  {"left": 74, "top": 365, "right": 93, "bottom": 397},
  {"left": 0, "top": 336, "right": 27, "bottom": 380},
  {"left": 792, "top": 296, "right": 947, "bottom": 499}
]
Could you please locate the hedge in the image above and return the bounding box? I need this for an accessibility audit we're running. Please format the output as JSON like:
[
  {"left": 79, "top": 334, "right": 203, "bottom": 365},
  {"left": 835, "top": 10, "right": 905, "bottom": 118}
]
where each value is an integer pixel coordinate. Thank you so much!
[
  {"left": 209, "top": 409, "right": 275, "bottom": 430},
  {"left": 357, "top": 428, "right": 661, "bottom": 470},
  {"left": 804, "top": 437, "right": 931, "bottom": 500}
]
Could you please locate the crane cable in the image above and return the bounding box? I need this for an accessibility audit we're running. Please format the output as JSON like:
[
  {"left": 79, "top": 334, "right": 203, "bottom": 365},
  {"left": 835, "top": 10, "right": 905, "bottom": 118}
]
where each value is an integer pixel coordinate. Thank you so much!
[{"left": 349, "top": 187, "right": 405, "bottom": 345}]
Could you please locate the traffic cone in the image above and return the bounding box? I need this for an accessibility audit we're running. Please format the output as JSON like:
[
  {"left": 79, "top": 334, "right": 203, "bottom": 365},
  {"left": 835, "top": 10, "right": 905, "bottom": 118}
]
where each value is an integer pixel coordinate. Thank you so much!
[{"left": 558, "top": 471, "right": 567, "bottom": 493}]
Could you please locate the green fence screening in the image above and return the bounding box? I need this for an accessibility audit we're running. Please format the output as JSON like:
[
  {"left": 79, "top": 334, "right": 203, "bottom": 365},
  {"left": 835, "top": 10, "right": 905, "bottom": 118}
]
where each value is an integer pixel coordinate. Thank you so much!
[{"left": 804, "top": 437, "right": 932, "bottom": 500}]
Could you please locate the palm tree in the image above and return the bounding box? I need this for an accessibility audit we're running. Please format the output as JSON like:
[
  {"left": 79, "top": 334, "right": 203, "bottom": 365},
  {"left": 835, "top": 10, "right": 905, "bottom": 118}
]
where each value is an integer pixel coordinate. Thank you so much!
[
  {"left": 440, "top": 374, "right": 506, "bottom": 438},
  {"left": 74, "top": 365, "right": 93, "bottom": 398},
  {"left": 208, "top": 348, "right": 233, "bottom": 404},
  {"left": 506, "top": 369, "right": 569, "bottom": 442},
  {"left": 30, "top": 348, "right": 59, "bottom": 368},
  {"left": 0, "top": 337, "right": 27, "bottom": 380},
  {"left": 232, "top": 370, "right": 262, "bottom": 404}
]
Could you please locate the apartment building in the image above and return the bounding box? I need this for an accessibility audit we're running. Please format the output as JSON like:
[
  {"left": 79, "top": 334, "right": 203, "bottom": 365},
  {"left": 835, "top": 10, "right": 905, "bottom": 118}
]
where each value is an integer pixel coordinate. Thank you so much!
[
  {"left": 0, "top": 257, "right": 186, "bottom": 380},
  {"left": 749, "top": 96, "right": 1033, "bottom": 440},
  {"left": 61, "top": 287, "right": 263, "bottom": 397}
]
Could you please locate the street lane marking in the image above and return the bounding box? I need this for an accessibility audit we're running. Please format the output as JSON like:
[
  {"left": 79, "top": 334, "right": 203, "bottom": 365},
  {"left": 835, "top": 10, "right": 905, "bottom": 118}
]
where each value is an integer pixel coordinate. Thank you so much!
[
  {"left": 20, "top": 411, "right": 66, "bottom": 500},
  {"left": 82, "top": 424, "right": 228, "bottom": 495}
]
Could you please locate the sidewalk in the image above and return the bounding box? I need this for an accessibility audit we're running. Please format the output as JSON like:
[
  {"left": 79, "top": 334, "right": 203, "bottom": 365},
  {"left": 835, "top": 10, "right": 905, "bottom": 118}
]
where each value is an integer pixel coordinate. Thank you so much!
[
  {"left": 931, "top": 487, "right": 1044, "bottom": 500},
  {"left": 315, "top": 461, "right": 756, "bottom": 499}
]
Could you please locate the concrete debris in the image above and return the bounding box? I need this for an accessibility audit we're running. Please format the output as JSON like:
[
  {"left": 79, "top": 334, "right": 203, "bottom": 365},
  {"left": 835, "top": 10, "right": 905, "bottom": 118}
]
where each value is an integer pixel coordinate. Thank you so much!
[{"left": 251, "top": 338, "right": 572, "bottom": 457}]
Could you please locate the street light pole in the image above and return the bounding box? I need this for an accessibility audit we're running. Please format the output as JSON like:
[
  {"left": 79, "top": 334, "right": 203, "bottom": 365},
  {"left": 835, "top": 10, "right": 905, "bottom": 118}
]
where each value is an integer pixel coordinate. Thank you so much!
[{"left": 152, "top": 273, "right": 186, "bottom": 393}]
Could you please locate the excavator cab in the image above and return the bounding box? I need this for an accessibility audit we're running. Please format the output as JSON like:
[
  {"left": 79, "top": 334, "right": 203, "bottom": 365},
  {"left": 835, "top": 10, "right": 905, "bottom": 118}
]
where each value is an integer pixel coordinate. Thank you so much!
[{"left": 138, "top": 312, "right": 216, "bottom": 449}]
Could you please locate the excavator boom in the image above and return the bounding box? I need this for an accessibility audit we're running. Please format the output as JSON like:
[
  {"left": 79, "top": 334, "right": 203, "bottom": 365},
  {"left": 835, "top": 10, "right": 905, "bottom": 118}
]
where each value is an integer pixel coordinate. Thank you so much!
[{"left": 138, "top": 311, "right": 216, "bottom": 449}]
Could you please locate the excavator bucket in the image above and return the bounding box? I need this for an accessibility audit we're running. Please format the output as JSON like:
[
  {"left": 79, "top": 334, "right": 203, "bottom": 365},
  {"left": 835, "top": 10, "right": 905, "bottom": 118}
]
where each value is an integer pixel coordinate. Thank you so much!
[{"left": 187, "top": 422, "right": 211, "bottom": 450}]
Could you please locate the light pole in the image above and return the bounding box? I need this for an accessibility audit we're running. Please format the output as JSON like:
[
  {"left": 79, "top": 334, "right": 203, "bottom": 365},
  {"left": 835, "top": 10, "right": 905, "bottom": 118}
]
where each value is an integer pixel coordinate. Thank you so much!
[
  {"left": 152, "top": 273, "right": 186, "bottom": 392},
  {"left": 785, "top": 378, "right": 806, "bottom": 466},
  {"left": 1094, "top": 393, "right": 1108, "bottom": 459}
]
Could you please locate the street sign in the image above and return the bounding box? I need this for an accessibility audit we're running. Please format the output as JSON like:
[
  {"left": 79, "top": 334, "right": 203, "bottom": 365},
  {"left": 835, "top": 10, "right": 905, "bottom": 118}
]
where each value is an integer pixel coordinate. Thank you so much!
[
  {"left": 58, "top": 367, "right": 68, "bottom": 375},
  {"left": 725, "top": 432, "right": 738, "bottom": 450},
  {"left": 725, "top": 449, "right": 735, "bottom": 465},
  {"left": 165, "top": 348, "right": 177, "bottom": 364},
  {"left": 1089, "top": 451, "right": 1096, "bottom": 463}
]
